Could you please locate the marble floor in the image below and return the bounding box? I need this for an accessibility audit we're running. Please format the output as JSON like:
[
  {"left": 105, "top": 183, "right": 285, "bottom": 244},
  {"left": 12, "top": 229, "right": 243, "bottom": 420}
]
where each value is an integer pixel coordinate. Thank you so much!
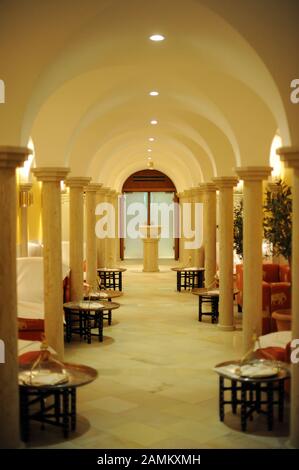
[{"left": 28, "top": 261, "right": 290, "bottom": 449}]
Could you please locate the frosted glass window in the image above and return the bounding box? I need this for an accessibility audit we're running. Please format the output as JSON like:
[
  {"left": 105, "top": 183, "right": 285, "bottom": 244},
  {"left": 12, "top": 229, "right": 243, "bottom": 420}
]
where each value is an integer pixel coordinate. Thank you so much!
[
  {"left": 151, "top": 192, "right": 174, "bottom": 259},
  {"left": 124, "top": 192, "right": 148, "bottom": 259}
]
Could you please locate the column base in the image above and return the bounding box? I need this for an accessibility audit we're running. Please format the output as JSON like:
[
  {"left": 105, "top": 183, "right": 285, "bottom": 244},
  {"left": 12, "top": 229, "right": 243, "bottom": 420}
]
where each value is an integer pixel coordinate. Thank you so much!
[
  {"left": 218, "top": 324, "right": 235, "bottom": 332},
  {"left": 142, "top": 268, "right": 160, "bottom": 273}
]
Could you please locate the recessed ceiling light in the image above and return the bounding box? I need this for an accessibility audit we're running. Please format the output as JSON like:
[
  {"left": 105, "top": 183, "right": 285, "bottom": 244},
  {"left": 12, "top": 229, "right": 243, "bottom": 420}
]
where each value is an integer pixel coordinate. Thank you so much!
[
  {"left": 147, "top": 156, "right": 152, "bottom": 160},
  {"left": 149, "top": 137, "right": 155, "bottom": 142},
  {"left": 147, "top": 148, "right": 152, "bottom": 152},
  {"left": 149, "top": 34, "right": 165, "bottom": 42},
  {"left": 150, "top": 119, "right": 158, "bottom": 125},
  {"left": 149, "top": 91, "right": 159, "bottom": 96}
]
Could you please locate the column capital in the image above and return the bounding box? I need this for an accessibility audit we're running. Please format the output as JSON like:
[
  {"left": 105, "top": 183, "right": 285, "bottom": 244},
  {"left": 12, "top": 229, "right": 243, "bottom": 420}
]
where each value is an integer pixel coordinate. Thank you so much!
[
  {"left": 85, "top": 183, "right": 103, "bottom": 193},
  {"left": 19, "top": 183, "right": 32, "bottom": 192},
  {"left": 191, "top": 186, "right": 202, "bottom": 196},
  {"left": 32, "top": 167, "right": 70, "bottom": 182},
  {"left": 184, "top": 189, "right": 193, "bottom": 198},
  {"left": 277, "top": 146, "right": 299, "bottom": 170},
  {"left": 234, "top": 166, "right": 272, "bottom": 181},
  {"left": 66, "top": 177, "right": 91, "bottom": 189},
  {"left": 107, "top": 189, "right": 117, "bottom": 198},
  {"left": 178, "top": 190, "right": 189, "bottom": 200},
  {"left": 97, "top": 186, "right": 109, "bottom": 196},
  {"left": 0, "top": 146, "right": 31, "bottom": 169},
  {"left": 200, "top": 182, "right": 217, "bottom": 192},
  {"left": 213, "top": 176, "right": 239, "bottom": 189}
]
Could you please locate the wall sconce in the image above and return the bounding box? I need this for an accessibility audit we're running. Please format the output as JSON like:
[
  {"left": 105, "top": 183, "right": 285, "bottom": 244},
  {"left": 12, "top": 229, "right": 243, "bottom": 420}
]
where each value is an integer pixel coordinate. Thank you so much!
[{"left": 19, "top": 184, "right": 33, "bottom": 208}]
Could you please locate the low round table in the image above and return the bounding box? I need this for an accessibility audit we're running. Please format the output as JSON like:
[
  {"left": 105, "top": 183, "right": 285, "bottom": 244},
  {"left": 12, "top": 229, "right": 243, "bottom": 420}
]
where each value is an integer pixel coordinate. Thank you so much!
[
  {"left": 84, "top": 290, "right": 123, "bottom": 325},
  {"left": 63, "top": 300, "right": 120, "bottom": 343},
  {"left": 97, "top": 268, "right": 127, "bottom": 291},
  {"left": 171, "top": 267, "right": 205, "bottom": 291},
  {"left": 214, "top": 360, "right": 290, "bottom": 432},
  {"left": 192, "top": 288, "right": 239, "bottom": 323},
  {"left": 19, "top": 362, "right": 97, "bottom": 441}
]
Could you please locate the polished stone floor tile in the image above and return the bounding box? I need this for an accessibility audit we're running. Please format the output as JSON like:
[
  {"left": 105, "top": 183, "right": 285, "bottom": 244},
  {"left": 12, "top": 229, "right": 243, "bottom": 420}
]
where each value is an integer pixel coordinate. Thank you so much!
[{"left": 27, "top": 261, "right": 289, "bottom": 449}]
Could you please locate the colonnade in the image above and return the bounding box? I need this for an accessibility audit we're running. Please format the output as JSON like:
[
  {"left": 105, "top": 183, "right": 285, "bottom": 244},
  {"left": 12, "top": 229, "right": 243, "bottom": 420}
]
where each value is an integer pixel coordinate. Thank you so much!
[{"left": 1, "top": 150, "right": 299, "bottom": 448}]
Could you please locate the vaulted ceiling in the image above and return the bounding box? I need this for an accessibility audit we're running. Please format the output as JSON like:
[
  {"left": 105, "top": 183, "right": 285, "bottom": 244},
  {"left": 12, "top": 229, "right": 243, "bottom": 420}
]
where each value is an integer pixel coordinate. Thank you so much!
[{"left": 0, "top": 0, "right": 298, "bottom": 191}]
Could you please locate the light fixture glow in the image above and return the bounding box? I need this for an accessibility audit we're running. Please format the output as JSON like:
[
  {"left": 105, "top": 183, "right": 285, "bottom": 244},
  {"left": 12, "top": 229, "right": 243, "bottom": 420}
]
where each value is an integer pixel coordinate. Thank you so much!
[
  {"left": 149, "top": 90, "right": 159, "bottom": 96},
  {"left": 149, "top": 34, "right": 165, "bottom": 42},
  {"left": 150, "top": 119, "right": 158, "bottom": 125},
  {"left": 149, "top": 137, "right": 155, "bottom": 142},
  {"left": 147, "top": 148, "right": 152, "bottom": 153},
  {"left": 270, "top": 134, "right": 283, "bottom": 178}
]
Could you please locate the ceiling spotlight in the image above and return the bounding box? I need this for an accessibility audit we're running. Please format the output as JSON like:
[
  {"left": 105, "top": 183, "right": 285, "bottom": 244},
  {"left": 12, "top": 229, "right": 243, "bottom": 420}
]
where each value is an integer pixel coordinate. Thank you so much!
[
  {"left": 147, "top": 148, "right": 152, "bottom": 153},
  {"left": 149, "top": 34, "right": 165, "bottom": 42},
  {"left": 149, "top": 91, "right": 159, "bottom": 96},
  {"left": 150, "top": 120, "right": 158, "bottom": 125},
  {"left": 149, "top": 137, "right": 155, "bottom": 142}
]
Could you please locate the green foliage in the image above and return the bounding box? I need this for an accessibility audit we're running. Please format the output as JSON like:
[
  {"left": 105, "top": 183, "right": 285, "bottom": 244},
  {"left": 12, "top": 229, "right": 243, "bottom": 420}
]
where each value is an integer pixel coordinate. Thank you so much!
[
  {"left": 233, "top": 199, "right": 243, "bottom": 259},
  {"left": 263, "top": 179, "right": 292, "bottom": 263}
]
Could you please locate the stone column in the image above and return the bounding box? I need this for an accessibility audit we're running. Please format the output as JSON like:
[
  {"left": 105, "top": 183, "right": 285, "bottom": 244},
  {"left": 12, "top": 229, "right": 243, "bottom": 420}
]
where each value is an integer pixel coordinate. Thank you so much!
[
  {"left": 32, "top": 167, "right": 70, "bottom": 360},
  {"left": 0, "top": 146, "right": 31, "bottom": 448},
  {"left": 106, "top": 189, "right": 117, "bottom": 268},
  {"left": 200, "top": 183, "right": 217, "bottom": 288},
  {"left": 213, "top": 177, "right": 238, "bottom": 330},
  {"left": 19, "top": 183, "right": 33, "bottom": 257},
  {"left": 96, "top": 186, "right": 108, "bottom": 268},
  {"left": 235, "top": 167, "right": 271, "bottom": 354},
  {"left": 277, "top": 147, "right": 299, "bottom": 449},
  {"left": 115, "top": 192, "right": 121, "bottom": 263},
  {"left": 192, "top": 187, "right": 204, "bottom": 267},
  {"left": 86, "top": 183, "right": 102, "bottom": 288},
  {"left": 66, "top": 177, "right": 91, "bottom": 301},
  {"left": 179, "top": 190, "right": 194, "bottom": 265}
]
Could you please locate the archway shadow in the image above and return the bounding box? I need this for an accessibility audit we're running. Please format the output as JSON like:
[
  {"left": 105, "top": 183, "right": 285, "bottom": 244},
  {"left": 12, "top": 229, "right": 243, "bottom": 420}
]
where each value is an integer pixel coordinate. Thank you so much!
[
  {"left": 25, "top": 415, "right": 91, "bottom": 448},
  {"left": 221, "top": 408, "right": 290, "bottom": 437}
]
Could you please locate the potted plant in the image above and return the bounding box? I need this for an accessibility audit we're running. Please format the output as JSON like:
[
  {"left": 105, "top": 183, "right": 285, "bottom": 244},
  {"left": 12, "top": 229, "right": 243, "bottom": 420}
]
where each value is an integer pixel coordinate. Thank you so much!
[{"left": 263, "top": 179, "right": 292, "bottom": 267}]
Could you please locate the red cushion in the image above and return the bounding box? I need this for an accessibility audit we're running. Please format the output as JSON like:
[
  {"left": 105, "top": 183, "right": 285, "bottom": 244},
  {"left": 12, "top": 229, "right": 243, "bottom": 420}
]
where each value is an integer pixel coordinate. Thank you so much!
[
  {"left": 279, "top": 265, "right": 291, "bottom": 283},
  {"left": 18, "top": 318, "right": 44, "bottom": 331},
  {"left": 255, "top": 347, "right": 286, "bottom": 362},
  {"left": 18, "top": 351, "right": 40, "bottom": 365},
  {"left": 18, "top": 318, "right": 44, "bottom": 341},
  {"left": 262, "top": 264, "right": 279, "bottom": 282}
]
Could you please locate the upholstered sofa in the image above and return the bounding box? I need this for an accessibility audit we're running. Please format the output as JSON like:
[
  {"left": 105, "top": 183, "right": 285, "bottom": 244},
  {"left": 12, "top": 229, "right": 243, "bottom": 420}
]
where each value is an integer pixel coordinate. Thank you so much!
[
  {"left": 17, "top": 257, "right": 70, "bottom": 341},
  {"left": 236, "top": 263, "right": 291, "bottom": 334}
]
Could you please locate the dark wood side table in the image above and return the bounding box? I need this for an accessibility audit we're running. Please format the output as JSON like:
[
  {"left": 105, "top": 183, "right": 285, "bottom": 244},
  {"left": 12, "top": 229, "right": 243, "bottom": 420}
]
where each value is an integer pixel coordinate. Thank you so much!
[
  {"left": 84, "top": 290, "right": 123, "bottom": 325},
  {"left": 214, "top": 360, "right": 290, "bottom": 432},
  {"left": 19, "top": 362, "right": 97, "bottom": 442},
  {"left": 192, "top": 288, "right": 239, "bottom": 323},
  {"left": 63, "top": 300, "right": 120, "bottom": 343},
  {"left": 171, "top": 267, "right": 205, "bottom": 291},
  {"left": 97, "top": 268, "right": 127, "bottom": 291}
]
